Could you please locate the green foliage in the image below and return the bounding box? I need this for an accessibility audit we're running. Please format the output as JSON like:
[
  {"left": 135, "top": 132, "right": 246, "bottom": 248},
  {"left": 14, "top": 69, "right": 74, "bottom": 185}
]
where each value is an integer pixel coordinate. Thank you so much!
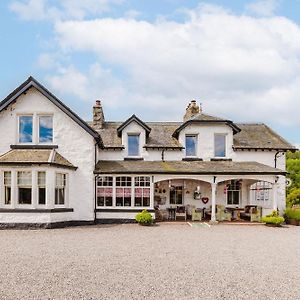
[
  {"left": 284, "top": 208, "right": 300, "bottom": 221},
  {"left": 135, "top": 209, "right": 153, "bottom": 225},
  {"left": 261, "top": 210, "right": 284, "bottom": 226},
  {"left": 286, "top": 188, "right": 300, "bottom": 207},
  {"left": 286, "top": 151, "right": 300, "bottom": 192}
]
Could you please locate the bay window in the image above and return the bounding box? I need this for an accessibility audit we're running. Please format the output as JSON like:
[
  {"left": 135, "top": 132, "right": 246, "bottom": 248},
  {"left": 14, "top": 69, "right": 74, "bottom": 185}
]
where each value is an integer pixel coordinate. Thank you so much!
[
  {"left": 38, "top": 171, "right": 46, "bottom": 205},
  {"left": 134, "top": 176, "right": 150, "bottom": 207},
  {"left": 97, "top": 176, "right": 113, "bottom": 206},
  {"left": 116, "top": 176, "right": 132, "bottom": 206},
  {"left": 17, "top": 171, "right": 32, "bottom": 205},
  {"left": 4, "top": 171, "right": 11, "bottom": 205},
  {"left": 55, "top": 173, "right": 66, "bottom": 205}
]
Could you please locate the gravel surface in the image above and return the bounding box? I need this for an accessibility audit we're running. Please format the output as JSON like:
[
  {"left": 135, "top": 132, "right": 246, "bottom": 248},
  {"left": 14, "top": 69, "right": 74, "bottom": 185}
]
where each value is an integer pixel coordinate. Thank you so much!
[{"left": 0, "top": 223, "right": 300, "bottom": 300}]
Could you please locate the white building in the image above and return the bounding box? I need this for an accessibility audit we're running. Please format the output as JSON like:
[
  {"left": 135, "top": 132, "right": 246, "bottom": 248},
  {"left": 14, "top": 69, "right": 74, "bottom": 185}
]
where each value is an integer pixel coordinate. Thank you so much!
[{"left": 0, "top": 77, "right": 295, "bottom": 227}]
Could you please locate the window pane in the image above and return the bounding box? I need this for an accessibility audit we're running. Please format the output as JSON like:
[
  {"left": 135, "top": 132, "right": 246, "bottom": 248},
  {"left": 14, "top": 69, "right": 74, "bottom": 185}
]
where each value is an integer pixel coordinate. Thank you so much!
[
  {"left": 4, "top": 171, "right": 11, "bottom": 185},
  {"left": 128, "top": 135, "right": 139, "bottom": 156},
  {"left": 39, "top": 116, "right": 53, "bottom": 143},
  {"left": 19, "top": 188, "right": 32, "bottom": 204},
  {"left": 5, "top": 187, "right": 11, "bottom": 205},
  {"left": 17, "top": 171, "right": 32, "bottom": 186},
  {"left": 215, "top": 135, "right": 226, "bottom": 157},
  {"left": 19, "top": 116, "right": 33, "bottom": 143},
  {"left": 38, "top": 188, "right": 46, "bottom": 205},
  {"left": 55, "top": 188, "right": 65, "bottom": 205},
  {"left": 186, "top": 135, "right": 197, "bottom": 156},
  {"left": 38, "top": 172, "right": 46, "bottom": 186}
]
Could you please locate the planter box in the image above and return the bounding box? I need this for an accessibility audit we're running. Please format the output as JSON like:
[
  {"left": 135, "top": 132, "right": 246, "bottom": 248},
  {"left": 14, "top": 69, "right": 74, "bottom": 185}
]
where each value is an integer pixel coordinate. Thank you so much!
[{"left": 287, "top": 219, "right": 300, "bottom": 226}]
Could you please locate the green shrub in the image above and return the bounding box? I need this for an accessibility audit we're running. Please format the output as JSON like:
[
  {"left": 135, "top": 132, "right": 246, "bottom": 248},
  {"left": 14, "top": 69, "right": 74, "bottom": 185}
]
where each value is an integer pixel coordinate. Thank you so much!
[
  {"left": 286, "top": 188, "right": 300, "bottom": 207},
  {"left": 261, "top": 210, "right": 284, "bottom": 226},
  {"left": 135, "top": 210, "right": 153, "bottom": 225},
  {"left": 284, "top": 208, "right": 300, "bottom": 221}
]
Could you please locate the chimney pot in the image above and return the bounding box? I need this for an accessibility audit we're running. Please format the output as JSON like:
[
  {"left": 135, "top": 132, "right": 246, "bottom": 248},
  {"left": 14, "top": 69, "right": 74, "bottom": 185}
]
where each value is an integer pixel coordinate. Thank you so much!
[{"left": 183, "top": 99, "right": 200, "bottom": 122}]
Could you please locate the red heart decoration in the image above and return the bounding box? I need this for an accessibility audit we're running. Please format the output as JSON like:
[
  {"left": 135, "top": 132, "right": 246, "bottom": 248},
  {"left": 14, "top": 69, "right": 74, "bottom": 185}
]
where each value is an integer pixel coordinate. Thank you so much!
[{"left": 202, "top": 197, "right": 209, "bottom": 204}]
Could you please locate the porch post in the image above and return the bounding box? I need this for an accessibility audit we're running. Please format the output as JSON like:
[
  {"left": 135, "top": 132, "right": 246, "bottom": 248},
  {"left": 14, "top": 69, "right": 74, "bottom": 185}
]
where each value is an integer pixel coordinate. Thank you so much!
[
  {"left": 272, "top": 181, "right": 278, "bottom": 211},
  {"left": 211, "top": 182, "right": 217, "bottom": 222}
]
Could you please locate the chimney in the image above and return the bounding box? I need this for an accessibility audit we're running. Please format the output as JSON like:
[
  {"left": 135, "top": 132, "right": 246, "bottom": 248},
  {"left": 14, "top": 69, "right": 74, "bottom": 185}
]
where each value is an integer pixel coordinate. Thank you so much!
[
  {"left": 93, "top": 100, "right": 105, "bottom": 130},
  {"left": 183, "top": 99, "right": 200, "bottom": 122}
]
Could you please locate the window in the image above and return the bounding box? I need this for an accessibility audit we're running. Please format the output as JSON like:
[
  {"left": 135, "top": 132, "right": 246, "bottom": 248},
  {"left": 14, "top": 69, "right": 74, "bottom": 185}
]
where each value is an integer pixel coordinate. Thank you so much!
[
  {"left": 17, "top": 171, "right": 32, "bottom": 205},
  {"left": 116, "top": 176, "right": 132, "bottom": 206},
  {"left": 134, "top": 176, "right": 150, "bottom": 207},
  {"left": 97, "top": 176, "right": 113, "bottom": 206},
  {"left": 170, "top": 186, "right": 183, "bottom": 205},
  {"left": 19, "top": 116, "right": 33, "bottom": 143},
  {"left": 39, "top": 116, "right": 53, "bottom": 143},
  {"left": 214, "top": 134, "right": 226, "bottom": 157},
  {"left": 38, "top": 171, "right": 46, "bottom": 205},
  {"left": 250, "top": 181, "right": 272, "bottom": 203},
  {"left": 128, "top": 134, "right": 140, "bottom": 156},
  {"left": 226, "top": 180, "right": 241, "bottom": 206},
  {"left": 4, "top": 171, "right": 11, "bottom": 205},
  {"left": 185, "top": 135, "right": 197, "bottom": 157},
  {"left": 55, "top": 173, "right": 66, "bottom": 205}
]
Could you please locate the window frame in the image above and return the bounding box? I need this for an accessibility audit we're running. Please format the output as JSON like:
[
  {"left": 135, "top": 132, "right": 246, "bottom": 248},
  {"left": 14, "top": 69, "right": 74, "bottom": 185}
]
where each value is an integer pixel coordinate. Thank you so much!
[
  {"left": 134, "top": 176, "right": 150, "bottom": 207},
  {"left": 18, "top": 114, "right": 34, "bottom": 144},
  {"left": 97, "top": 176, "right": 113, "bottom": 207},
  {"left": 127, "top": 133, "right": 140, "bottom": 157},
  {"left": 38, "top": 115, "right": 53, "bottom": 144},
  {"left": 214, "top": 133, "right": 227, "bottom": 158},
  {"left": 250, "top": 181, "right": 272, "bottom": 206},
  {"left": 3, "top": 171, "right": 12, "bottom": 206},
  {"left": 37, "top": 171, "right": 46, "bottom": 206},
  {"left": 185, "top": 134, "right": 198, "bottom": 157},
  {"left": 55, "top": 173, "right": 67, "bottom": 207},
  {"left": 226, "top": 180, "right": 241, "bottom": 206},
  {"left": 17, "top": 171, "right": 32, "bottom": 206},
  {"left": 170, "top": 186, "right": 183, "bottom": 205}
]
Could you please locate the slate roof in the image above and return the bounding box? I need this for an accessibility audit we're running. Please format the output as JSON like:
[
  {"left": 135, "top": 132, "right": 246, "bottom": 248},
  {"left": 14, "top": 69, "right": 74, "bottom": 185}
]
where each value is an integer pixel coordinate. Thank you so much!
[
  {"left": 89, "top": 121, "right": 295, "bottom": 151},
  {"left": 0, "top": 149, "right": 77, "bottom": 169},
  {"left": 95, "top": 160, "right": 285, "bottom": 175},
  {"left": 233, "top": 124, "right": 295, "bottom": 150}
]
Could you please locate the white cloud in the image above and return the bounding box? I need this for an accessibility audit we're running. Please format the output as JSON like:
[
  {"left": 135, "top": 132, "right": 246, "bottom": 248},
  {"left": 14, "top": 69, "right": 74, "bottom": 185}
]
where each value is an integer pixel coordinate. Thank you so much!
[
  {"left": 9, "top": 0, "right": 124, "bottom": 21},
  {"left": 47, "top": 4, "right": 300, "bottom": 127},
  {"left": 246, "top": 0, "right": 279, "bottom": 17}
]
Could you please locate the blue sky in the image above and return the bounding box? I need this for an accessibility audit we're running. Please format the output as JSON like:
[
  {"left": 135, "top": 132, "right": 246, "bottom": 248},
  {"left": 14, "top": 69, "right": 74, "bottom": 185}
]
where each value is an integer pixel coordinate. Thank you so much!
[{"left": 1, "top": 0, "right": 300, "bottom": 145}]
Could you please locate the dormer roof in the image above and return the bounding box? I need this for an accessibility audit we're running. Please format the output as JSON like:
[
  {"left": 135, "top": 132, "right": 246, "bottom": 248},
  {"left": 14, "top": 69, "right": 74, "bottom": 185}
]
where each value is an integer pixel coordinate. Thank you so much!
[{"left": 117, "top": 114, "right": 151, "bottom": 137}]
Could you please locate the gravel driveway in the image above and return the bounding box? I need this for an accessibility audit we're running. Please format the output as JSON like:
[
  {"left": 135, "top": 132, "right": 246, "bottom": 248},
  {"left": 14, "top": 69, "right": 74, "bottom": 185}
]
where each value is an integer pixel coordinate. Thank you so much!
[{"left": 0, "top": 223, "right": 300, "bottom": 300}]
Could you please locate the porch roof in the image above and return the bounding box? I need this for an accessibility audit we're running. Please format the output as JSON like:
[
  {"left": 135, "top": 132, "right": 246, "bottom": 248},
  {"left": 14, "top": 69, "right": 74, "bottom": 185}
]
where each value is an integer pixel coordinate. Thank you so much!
[
  {"left": 0, "top": 149, "right": 77, "bottom": 170},
  {"left": 94, "top": 160, "right": 285, "bottom": 175}
]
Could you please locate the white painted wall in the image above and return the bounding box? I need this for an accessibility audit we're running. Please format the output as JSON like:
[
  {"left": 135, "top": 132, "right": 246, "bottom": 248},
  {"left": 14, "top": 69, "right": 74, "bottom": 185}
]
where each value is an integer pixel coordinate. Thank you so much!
[{"left": 0, "top": 87, "right": 96, "bottom": 222}]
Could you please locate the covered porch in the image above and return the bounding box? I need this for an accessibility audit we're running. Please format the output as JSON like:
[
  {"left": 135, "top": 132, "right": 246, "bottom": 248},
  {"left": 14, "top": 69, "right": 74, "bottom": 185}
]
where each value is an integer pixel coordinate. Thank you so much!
[{"left": 94, "top": 160, "right": 285, "bottom": 222}]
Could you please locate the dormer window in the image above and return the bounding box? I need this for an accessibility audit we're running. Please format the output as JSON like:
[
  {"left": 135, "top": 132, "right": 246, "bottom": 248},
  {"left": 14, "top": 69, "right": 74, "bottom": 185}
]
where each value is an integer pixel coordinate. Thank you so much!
[
  {"left": 128, "top": 134, "right": 140, "bottom": 156},
  {"left": 19, "top": 115, "right": 33, "bottom": 143},
  {"left": 39, "top": 115, "right": 53, "bottom": 143},
  {"left": 214, "top": 134, "right": 226, "bottom": 157},
  {"left": 185, "top": 135, "right": 197, "bottom": 157}
]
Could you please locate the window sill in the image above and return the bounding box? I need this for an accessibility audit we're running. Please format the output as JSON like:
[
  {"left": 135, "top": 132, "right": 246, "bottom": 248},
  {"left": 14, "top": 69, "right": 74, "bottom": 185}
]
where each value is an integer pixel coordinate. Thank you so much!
[
  {"left": 210, "top": 158, "right": 232, "bottom": 161},
  {"left": 11, "top": 145, "right": 58, "bottom": 150},
  {"left": 0, "top": 208, "right": 73, "bottom": 213},
  {"left": 124, "top": 157, "right": 144, "bottom": 161},
  {"left": 182, "top": 157, "right": 203, "bottom": 161},
  {"left": 95, "top": 208, "right": 154, "bottom": 213}
]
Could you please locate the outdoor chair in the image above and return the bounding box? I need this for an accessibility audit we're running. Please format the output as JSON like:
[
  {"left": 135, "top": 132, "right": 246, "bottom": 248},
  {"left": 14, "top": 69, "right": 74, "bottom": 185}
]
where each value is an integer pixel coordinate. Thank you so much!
[
  {"left": 216, "top": 205, "right": 232, "bottom": 222},
  {"left": 176, "top": 206, "right": 187, "bottom": 221},
  {"left": 191, "top": 207, "right": 202, "bottom": 221},
  {"left": 250, "top": 206, "right": 262, "bottom": 222}
]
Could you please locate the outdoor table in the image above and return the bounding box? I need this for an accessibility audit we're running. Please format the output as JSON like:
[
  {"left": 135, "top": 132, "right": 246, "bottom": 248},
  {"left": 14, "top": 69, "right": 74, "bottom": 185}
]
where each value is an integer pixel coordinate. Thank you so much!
[{"left": 225, "top": 207, "right": 244, "bottom": 220}]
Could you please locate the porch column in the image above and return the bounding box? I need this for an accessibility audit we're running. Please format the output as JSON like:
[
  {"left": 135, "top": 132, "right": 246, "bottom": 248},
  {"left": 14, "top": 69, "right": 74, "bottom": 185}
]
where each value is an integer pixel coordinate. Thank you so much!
[
  {"left": 272, "top": 181, "right": 278, "bottom": 211},
  {"left": 211, "top": 182, "right": 217, "bottom": 222}
]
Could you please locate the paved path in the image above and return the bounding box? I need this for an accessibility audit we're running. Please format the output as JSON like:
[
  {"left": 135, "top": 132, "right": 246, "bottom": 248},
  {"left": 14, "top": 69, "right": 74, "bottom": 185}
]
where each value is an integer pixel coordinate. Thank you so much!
[{"left": 0, "top": 223, "right": 300, "bottom": 299}]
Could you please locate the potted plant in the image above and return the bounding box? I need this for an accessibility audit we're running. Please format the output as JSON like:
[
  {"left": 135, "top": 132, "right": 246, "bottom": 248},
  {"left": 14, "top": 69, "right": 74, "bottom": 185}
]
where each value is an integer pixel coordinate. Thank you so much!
[
  {"left": 284, "top": 208, "right": 300, "bottom": 226},
  {"left": 261, "top": 210, "right": 285, "bottom": 227},
  {"left": 135, "top": 209, "right": 154, "bottom": 226}
]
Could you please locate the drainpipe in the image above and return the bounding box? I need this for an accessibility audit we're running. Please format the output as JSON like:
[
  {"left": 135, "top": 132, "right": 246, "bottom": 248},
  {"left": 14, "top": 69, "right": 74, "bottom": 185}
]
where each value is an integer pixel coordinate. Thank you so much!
[
  {"left": 94, "top": 142, "right": 98, "bottom": 224},
  {"left": 274, "top": 151, "right": 284, "bottom": 168},
  {"left": 161, "top": 149, "right": 165, "bottom": 162}
]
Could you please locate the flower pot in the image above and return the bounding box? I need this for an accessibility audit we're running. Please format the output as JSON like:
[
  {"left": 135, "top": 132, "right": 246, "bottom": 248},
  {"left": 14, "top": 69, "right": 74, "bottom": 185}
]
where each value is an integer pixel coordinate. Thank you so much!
[{"left": 287, "top": 219, "right": 300, "bottom": 226}]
